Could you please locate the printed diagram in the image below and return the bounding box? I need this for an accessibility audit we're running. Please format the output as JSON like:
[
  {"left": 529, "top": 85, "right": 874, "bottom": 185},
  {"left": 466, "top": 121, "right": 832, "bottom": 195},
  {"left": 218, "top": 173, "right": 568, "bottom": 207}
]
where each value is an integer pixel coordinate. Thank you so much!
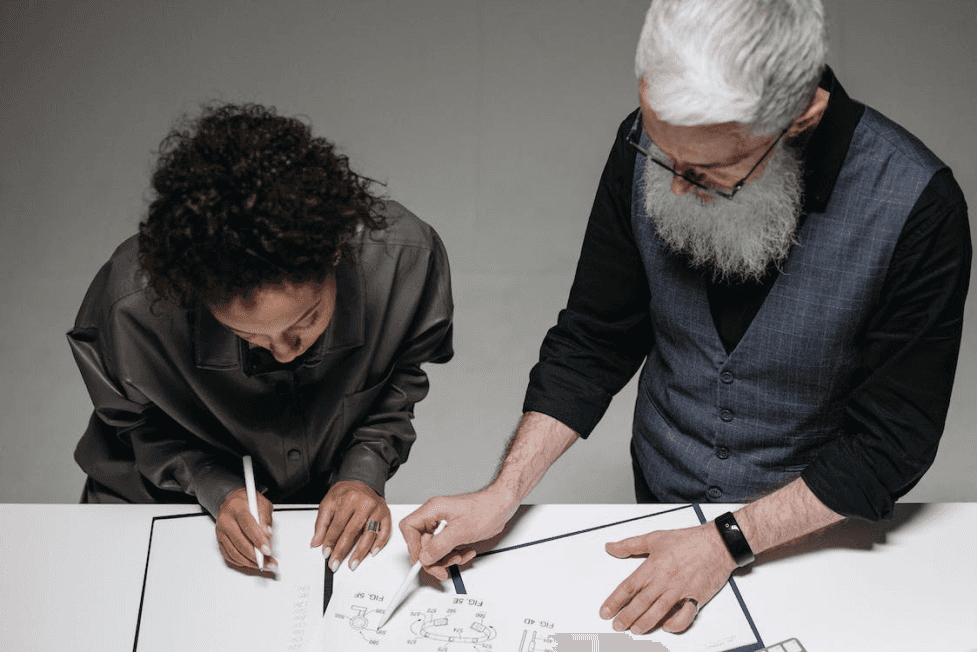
[
  {"left": 336, "top": 602, "right": 389, "bottom": 645},
  {"left": 518, "top": 629, "right": 557, "bottom": 652},
  {"left": 347, "top": 605, "right": 372, "bottom": 631},
  {"left": 342, "top": 601, "right": 498, "bottom": 650},
  {"left": 410, "top": 610, "right": 496, "bottom": 645},
  {"left": 323, "top": 588, "right": 561, "bottom": 652}
]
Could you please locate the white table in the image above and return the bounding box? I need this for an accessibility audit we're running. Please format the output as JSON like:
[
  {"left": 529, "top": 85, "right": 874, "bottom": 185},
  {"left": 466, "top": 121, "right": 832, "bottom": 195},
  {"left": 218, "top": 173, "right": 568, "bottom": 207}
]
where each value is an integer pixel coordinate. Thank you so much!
[{"left": 2, "top": 503, "right": 975, "bottom": 651}]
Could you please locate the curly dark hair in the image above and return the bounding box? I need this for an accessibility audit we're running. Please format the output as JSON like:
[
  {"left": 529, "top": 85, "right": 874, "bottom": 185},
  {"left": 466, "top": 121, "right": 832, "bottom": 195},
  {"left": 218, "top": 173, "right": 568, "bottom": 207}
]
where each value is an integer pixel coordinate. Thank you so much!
[{"left": 138, "top": 103, "right": 385, "bottom": 309}]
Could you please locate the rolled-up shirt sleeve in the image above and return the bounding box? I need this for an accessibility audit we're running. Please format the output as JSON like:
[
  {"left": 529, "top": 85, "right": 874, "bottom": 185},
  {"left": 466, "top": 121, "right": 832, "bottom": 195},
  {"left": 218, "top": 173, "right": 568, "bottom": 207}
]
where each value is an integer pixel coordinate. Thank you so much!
[
  {"left": 523, "top": 110, "right": 654, "bottom": 438},
  {"left": 802, "top": 168, "right": 971, "bottom": 521},
  {"left": 335, "top": 229, "right": 454, "bottom": 495}
]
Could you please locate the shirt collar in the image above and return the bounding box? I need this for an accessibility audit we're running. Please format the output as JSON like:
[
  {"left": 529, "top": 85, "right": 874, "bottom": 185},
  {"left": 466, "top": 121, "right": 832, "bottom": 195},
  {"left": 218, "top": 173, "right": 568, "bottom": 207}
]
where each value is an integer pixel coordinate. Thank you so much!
[
  {"left": 800, "top": 65, "right": 866, "bottom": 214},
  {"left": 193, "top": 258, "right": 364, "bottom": 372}
]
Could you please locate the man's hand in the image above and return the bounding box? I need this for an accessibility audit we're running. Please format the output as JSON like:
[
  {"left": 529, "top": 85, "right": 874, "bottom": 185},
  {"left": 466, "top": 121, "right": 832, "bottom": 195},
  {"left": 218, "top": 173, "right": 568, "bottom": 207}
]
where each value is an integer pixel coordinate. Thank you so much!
[
  {"left": 399, "top": 489, "right": 518, "bottom": 581},
  {"left": 600, "top": 523, "right": 736, "bottom": 635},
  {"left": 216, "top": 487, "right": 276, "bottom": 575},
  {"left": 310, "top": 480, "right": 391, "bottom": 572}
]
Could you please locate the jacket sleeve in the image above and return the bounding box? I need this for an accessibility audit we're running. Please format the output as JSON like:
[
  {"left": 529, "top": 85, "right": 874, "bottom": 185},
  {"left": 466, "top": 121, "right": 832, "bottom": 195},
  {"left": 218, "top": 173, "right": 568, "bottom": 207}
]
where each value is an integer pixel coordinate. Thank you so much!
[
  {"left": 802, "top": 169, "right": 971, "bottom": 520},
  {"left": 333, "top": 229, "right": 454, "bottom": 496},
  {"left": 68, "top": 269, "right": 244, "bottom": 516}
]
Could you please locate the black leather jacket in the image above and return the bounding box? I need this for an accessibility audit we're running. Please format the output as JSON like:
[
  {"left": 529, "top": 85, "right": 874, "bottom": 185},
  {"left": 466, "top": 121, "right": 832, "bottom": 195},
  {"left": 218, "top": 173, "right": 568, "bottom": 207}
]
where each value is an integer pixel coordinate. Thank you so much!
[{"left": 68, "top": 202, "right": 453, "bottom": 516}]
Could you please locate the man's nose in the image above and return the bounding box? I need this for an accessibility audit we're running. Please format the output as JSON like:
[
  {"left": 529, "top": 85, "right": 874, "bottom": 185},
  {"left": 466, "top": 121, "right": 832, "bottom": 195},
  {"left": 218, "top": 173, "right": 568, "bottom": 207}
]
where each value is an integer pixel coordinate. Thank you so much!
[
  {"left": 670, "top": 174, "right": 698, "bottom": 196},
  {"left": 670, "top": 167, "right": 713, "bottom": 201}
]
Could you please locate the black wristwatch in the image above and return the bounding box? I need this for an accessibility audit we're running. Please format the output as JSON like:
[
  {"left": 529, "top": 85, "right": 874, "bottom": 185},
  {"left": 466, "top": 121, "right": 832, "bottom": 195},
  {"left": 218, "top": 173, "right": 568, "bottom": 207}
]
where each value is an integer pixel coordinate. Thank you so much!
[{"left": 714, "top": 511, "right": 756, "bottom": 567}]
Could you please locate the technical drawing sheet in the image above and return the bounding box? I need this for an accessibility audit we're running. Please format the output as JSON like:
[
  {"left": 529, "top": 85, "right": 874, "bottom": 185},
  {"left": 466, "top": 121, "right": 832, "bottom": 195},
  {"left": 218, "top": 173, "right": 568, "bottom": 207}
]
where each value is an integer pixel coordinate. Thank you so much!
[
  {"left": 306, "top": 585, "right": 560, "bottom": 652},
  {"left": 458, "top": 504, "right": 763, "bottom": 651},
  {"left": 134, "top": 505, "right": 761, "bottom": 651},
  {"left": 307, "top": 504, "right": 761, "bottom": 652},
  {"left": 134, "top": 508, "right": 325, "bottom": 652}
]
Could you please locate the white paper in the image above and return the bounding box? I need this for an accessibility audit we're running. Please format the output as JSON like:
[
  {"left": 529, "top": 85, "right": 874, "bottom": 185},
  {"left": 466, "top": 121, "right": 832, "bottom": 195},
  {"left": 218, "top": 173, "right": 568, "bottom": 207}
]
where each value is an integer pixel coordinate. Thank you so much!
[
  {"left": 135, "top": 509, "right": 325, "bottom": 652},
  {"left": 459, "top": 505, "right": 761, "bottom": 651},
  {"left": 135, "top": 506, "right": 759, "bottom": 652},
  {"left": 309, "top": 505, "right": 759, "bottom": 652}
]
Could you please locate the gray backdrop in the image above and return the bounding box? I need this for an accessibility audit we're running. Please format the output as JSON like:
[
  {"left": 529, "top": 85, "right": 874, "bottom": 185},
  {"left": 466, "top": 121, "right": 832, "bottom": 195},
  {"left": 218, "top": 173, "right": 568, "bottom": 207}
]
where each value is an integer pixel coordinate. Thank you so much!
[{"left": 1, "top": 0, "right": 974, "bottom": 505}]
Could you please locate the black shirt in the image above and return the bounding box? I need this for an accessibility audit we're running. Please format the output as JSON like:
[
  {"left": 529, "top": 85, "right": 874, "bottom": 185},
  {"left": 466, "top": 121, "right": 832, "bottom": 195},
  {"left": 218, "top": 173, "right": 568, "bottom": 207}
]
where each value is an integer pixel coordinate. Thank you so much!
[{"left": 523, "top": 68, "right": 971, "bottom": 521}]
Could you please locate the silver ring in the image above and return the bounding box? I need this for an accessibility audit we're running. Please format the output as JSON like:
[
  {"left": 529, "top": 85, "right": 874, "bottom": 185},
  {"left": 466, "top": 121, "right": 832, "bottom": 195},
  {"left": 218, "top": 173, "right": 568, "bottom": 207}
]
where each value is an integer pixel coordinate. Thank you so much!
[
  {"left": 685, "top": 597, "right": 700, "bottom": 616},
  {"left": 365, "top": 520, "right": 379, "bottom": 533}
]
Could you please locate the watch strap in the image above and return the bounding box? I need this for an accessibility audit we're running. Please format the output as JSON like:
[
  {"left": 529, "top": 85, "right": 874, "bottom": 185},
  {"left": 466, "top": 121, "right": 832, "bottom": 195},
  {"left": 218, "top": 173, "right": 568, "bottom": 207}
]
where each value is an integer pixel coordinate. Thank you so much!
[{"left": 714, "top": 511, "right": 756, "bottom": 567}]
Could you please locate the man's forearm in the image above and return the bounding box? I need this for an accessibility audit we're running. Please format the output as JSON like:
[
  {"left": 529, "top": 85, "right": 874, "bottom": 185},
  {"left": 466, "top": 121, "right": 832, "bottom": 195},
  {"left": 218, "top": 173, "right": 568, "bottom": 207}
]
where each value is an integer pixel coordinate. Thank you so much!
[
  {"left": 487, "top": 411, "right": 579, "bottom": 505},
  {"left": 734, "top": 477, "right": 845, "bottom": 557}
]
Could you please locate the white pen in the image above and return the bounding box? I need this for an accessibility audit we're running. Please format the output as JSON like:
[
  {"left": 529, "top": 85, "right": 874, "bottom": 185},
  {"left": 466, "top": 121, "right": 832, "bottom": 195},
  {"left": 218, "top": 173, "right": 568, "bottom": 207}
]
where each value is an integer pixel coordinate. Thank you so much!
[
  {"left": 242, "top": 455, "right": 265, "bottom": 571},
  {"left": 377, "top": 519, "right": 448, "bottom": 630}
]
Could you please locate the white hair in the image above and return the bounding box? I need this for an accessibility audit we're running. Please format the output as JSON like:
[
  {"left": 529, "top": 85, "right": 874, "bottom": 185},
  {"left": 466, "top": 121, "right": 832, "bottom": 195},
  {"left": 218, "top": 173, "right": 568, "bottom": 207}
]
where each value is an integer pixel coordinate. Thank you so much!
[{"left": 635, "top": 0, "right": 827, "bottom": 135}]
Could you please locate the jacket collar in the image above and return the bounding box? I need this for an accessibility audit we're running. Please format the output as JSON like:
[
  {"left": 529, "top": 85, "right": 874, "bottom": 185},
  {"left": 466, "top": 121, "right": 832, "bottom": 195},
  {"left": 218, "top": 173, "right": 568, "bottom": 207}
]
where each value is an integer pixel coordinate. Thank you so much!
[{"left": 192, "top": 258, "right": 364, "bottom": 371}]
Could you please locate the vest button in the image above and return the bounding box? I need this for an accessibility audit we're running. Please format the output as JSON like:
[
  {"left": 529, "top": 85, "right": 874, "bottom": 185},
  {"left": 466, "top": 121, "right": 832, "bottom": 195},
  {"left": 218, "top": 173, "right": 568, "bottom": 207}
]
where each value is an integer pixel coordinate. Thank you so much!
[
  {"left": 720, "top": 409, "right": 734, "bottom": 422},
  {"left": 708, "top": 487, "right": 723, "bottom": 499},
  {"left": 716, "top": 447, "right": 730, "bottom": 459},
  {"left": 287, "top": 449, "right": 301, "bottom": 461},
  {"left": 720, "top": 371, "right": 734, "bottom": 384}
]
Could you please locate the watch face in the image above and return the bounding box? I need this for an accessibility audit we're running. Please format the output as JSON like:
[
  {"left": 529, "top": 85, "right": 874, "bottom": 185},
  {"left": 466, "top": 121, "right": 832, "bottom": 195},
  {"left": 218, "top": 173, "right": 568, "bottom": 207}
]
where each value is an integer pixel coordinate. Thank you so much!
[{"left": 715, "top": 512, "right": 755, "bottom": 567}]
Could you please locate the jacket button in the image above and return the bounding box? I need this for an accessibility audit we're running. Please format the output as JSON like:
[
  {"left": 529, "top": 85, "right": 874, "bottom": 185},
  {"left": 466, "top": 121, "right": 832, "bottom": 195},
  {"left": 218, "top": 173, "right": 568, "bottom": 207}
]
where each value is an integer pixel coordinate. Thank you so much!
[
  {"left": 720, "top": 371, "right": 734, "bottom": 384},
  {"left": 287, "top": 449, "right": 301, "bottom": 461},
  {"left": 708, "top": 487, "right": 723, "bottom": 499},
  {"left": 720, "top": 409, "right": 734, "bottom": 422},
  {"left": 716, "top": 447, "right": 730, "bottom": 460}
]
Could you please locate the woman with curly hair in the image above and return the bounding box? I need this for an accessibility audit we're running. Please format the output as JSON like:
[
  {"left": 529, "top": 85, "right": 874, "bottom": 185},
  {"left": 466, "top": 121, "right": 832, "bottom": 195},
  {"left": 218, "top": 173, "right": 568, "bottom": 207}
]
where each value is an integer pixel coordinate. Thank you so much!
[{"left": 68, "top": 103, "right": 453, "bottom": 575}]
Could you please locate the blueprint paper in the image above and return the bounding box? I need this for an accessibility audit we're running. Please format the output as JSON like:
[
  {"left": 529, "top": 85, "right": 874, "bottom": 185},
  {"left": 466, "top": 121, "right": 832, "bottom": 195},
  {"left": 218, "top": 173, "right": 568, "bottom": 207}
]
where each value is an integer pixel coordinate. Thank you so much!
[{"left": 134, "top": 509, "right": 325, "bottom": 652}]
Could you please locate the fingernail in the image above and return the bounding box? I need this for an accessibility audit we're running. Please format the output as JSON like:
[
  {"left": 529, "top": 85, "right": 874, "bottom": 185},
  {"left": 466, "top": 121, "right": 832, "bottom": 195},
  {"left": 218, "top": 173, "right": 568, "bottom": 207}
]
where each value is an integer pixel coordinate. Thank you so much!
[
  {"left": 322, "top": 547, "right": 331, "bottom": 559},
  {"left": 330, "top": 559, "right": 340, "bottom": 573},
  {"left": 350, "top": 559, "right": 359, "bottom": 571},
  {"left": 266, "top": 525, "right": 273, "bottom": 536},
  {"left": 371, "top": 548, "right": 379, "bottom": 557},
  {"left": 613, "top": 621, "right": 625, "bottom": 632},
  {"left": 267, "top": 562, "right": 278, "bottom": 574},
  {"left": 262, "top": 545, "right": 272, "bottom": 556},
  {"left": 600, "top": 607, "right": 611, "bottom": 619}
]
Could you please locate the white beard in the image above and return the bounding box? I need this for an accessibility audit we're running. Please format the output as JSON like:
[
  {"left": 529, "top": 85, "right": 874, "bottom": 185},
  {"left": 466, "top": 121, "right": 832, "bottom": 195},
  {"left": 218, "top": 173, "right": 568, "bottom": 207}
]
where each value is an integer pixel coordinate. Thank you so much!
[{"left": 641, "top": 138, "right": 804, "bottom": 282}]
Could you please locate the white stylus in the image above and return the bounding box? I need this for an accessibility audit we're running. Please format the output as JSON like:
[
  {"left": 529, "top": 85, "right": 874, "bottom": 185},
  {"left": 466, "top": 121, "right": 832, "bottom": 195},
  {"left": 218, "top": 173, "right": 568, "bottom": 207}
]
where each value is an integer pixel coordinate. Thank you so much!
[
  {"left": 376, "top": 519, "right": 448, "bottom": 629},
  {"left": 242, "top": 455, "right": 264, "bottom": 571}
]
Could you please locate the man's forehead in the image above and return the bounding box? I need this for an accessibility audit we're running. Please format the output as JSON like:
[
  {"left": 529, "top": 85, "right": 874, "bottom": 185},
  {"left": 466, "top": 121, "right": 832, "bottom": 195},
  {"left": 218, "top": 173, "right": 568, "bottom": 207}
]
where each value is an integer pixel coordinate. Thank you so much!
[
  {"left": 638, "top": 77, "right": 761, "bottom": 144},
  {"left": 644, "top": 117, "right": 760, "bottom": 168}
]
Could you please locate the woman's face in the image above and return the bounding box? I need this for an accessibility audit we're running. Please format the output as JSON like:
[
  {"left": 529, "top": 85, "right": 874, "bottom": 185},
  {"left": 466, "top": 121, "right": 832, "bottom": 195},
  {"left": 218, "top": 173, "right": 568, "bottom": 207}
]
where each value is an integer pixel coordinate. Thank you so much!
[{"left": 209, "top": 277, "right": 337, "bottom": 364}]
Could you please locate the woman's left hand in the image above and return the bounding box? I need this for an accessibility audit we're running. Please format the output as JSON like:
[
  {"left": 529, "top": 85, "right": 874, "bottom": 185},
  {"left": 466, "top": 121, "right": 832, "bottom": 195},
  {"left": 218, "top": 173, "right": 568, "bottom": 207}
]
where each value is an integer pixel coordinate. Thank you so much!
[{"left": 310, "top": 480, "right": 392, "bottom": 572}]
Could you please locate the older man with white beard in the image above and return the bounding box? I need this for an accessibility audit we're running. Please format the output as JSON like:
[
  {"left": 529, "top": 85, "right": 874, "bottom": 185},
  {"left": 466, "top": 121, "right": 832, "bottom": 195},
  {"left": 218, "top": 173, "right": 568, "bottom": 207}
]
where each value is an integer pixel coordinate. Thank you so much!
[{"left": 402, "top": 0, "right": 971, "bottom": 637}]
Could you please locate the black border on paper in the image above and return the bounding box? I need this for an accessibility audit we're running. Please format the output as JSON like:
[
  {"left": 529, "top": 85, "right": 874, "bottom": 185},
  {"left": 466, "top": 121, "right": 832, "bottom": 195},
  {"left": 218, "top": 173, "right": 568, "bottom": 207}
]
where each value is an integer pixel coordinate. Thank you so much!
[
  {"left": 134, "top": 505, "right": 762, "bottom": 652},
  {"left": 455, "top": 504, "right": 765, "bottom": 652},
  {"left": 132, "top": 507, "right": 324, "bottom": 652}
]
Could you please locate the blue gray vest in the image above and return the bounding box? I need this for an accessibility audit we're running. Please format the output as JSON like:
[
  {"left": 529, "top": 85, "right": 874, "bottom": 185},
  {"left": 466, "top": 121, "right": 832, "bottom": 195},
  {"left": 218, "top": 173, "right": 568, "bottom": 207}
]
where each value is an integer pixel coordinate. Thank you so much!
[{"left": 630, "top": 105, "right": 945, "bottom": 503}]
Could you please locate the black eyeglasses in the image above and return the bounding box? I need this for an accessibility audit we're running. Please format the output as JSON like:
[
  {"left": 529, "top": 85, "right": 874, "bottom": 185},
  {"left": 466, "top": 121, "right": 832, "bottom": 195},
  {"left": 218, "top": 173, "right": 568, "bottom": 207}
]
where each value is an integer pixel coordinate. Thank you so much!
[{"left": 626, "top": 109, "right": 790, "bottom": 200}]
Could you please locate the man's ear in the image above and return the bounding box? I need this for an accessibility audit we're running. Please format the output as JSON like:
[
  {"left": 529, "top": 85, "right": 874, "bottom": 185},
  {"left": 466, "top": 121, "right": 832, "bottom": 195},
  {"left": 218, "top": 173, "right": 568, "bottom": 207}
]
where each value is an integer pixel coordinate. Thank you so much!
[{"left": 787, "top": 87, "right": 830, "bottom": 139}]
